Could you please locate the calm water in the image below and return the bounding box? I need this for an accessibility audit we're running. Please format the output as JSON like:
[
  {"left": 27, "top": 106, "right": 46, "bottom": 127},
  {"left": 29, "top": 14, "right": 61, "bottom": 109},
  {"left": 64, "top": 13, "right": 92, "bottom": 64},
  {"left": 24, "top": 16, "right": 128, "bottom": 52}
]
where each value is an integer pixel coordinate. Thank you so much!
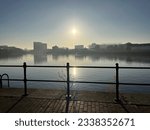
[{"left": 0, "top": 54, "right": 150, "bottom": 93}]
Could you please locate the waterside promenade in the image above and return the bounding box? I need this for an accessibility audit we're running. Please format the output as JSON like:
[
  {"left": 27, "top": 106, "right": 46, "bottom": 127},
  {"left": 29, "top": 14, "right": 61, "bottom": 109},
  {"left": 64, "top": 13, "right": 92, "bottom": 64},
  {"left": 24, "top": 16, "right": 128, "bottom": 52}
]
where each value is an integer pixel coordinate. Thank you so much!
[{"left": 0, "top": 88, "right": 150, "bottom": 113}]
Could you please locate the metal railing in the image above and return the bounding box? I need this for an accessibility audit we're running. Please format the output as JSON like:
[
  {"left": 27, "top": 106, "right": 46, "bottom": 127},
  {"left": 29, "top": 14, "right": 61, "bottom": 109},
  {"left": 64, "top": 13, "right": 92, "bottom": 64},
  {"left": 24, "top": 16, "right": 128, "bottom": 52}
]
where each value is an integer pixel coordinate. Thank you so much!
[
  {"left": 0, "top": 73, "right": 10, "bottom": 88},
  {"left": 0, "top": 62, "right": 150, "bottom": 112}
]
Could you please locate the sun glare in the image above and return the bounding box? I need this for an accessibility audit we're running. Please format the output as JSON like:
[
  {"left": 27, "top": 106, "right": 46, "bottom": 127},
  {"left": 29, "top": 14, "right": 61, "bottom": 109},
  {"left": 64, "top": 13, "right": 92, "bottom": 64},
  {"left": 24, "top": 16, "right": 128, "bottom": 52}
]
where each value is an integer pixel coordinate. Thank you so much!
[
  {"left": 72, "top": 28, "right": 77, "bottom": 35},
  {"left": 72, "top": 67, "right": 77, "bottom": 76}
]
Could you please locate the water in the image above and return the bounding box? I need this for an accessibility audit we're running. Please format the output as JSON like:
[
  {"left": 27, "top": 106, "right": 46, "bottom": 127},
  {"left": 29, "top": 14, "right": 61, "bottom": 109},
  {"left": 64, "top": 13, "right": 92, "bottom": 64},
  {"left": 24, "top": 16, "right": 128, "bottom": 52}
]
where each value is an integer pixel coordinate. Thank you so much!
[{"left": 0, "top": 54, "right": 150, "bottom": 93}]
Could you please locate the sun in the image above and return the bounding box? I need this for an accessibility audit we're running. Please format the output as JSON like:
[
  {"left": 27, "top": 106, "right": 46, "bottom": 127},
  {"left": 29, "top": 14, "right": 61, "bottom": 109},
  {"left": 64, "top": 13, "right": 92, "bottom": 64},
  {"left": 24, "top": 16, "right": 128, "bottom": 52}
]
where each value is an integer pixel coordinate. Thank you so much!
[{"left": 72, "top": 27, "right": 77, "bottom": 35}]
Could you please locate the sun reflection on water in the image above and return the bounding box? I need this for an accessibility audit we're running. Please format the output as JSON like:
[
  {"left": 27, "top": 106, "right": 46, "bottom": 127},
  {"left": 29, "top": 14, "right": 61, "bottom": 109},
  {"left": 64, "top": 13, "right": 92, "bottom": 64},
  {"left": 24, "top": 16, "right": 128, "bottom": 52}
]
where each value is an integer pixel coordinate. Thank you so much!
[{"left": 72, "top": 67, "right": 77, "bottom": 77}]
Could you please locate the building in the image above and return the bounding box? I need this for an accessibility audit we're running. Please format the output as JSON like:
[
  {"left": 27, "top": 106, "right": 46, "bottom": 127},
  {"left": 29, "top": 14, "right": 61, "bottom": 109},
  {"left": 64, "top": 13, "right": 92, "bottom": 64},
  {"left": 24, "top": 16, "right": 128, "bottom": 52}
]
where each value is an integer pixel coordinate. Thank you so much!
[
  {"left": 88, "top": 43, "right": 97, "bottom": 49},
  {"left": 131, "top": 43, "right": 150, "bottom": 51},
  {"left": 75, "top": 45, "right": 84, "bottom": 50},
  {"left": 33, "top": 42, "right": 47, "bottom": 55}
]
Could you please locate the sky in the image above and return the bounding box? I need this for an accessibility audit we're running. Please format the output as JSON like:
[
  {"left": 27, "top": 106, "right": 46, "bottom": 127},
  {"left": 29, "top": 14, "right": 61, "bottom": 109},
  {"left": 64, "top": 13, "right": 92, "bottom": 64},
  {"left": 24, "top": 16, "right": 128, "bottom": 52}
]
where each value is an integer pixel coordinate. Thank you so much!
[{"left": 0, "top": 0, "right": 150, "bottom": 49}]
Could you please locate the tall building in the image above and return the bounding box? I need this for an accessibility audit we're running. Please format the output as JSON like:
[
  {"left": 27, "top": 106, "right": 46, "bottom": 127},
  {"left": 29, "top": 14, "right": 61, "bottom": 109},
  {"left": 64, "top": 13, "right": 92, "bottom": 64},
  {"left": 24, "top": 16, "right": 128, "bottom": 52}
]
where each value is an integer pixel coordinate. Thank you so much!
[{"left": 33, "top": 42, "right": 47, "bottom": 55}]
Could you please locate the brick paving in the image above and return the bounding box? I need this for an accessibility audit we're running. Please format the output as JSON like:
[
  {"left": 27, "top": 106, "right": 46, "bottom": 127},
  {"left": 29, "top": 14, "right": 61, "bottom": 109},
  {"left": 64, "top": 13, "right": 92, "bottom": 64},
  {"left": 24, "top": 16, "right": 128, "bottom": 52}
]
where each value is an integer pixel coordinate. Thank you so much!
[{"left": 0, "top": 88, "right": 150, "bottom": 113}]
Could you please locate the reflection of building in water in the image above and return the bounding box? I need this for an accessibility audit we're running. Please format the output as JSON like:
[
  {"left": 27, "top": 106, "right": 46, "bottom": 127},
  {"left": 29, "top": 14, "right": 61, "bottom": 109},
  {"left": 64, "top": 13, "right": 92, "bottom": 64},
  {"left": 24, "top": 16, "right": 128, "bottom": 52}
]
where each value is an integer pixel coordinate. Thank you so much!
[
  {"left": 33, "top": 42, "right": 47, "bottom": 64},
  {"left": 33, "top": 42, "right": 47, "bottom": 55},
  {"left": 75, "top": 54, "right": 86, "bottom": 60},
  {"left": 34, "top": 54, "right": 47, "bottom": 64},
  {"left": 52, "top": 54, "right": 59, "bottom": 61}
]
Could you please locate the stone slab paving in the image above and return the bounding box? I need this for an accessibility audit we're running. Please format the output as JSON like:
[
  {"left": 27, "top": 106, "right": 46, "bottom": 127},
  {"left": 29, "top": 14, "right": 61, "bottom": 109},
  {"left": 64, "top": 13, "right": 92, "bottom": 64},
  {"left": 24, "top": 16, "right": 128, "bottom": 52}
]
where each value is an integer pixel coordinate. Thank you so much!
[{"left": 0, "top": 88, "right": 150, "bottom": 113}]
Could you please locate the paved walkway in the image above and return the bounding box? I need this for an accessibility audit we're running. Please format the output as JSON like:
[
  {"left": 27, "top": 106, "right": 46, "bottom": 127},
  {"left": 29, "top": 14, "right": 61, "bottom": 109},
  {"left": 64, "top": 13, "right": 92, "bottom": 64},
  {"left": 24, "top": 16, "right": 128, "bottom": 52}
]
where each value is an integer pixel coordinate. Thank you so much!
[{"left": 0, "top": 88, "right": 150, "bottom": 113}]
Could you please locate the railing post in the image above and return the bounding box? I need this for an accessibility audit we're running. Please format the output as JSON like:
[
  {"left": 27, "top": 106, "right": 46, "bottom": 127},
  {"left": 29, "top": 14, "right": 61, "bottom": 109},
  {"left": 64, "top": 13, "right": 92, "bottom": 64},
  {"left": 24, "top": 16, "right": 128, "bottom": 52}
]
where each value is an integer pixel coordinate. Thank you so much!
[
  {"left": 65, "top": 62, "right": 70, "bottom": 113},
  {"left": 23, "top": 62, "right": 27, "bottom": 96},
  {"left": 115, "top": 63, "right": 120, "bottom": 102}
]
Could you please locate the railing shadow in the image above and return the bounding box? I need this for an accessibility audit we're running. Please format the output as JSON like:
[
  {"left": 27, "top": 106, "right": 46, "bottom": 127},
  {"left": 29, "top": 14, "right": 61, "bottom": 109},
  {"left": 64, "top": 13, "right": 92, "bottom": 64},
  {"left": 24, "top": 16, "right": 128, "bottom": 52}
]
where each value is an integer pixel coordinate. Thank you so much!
[{"left": 6, "top": 96, "right": 25, "bottom": 113}]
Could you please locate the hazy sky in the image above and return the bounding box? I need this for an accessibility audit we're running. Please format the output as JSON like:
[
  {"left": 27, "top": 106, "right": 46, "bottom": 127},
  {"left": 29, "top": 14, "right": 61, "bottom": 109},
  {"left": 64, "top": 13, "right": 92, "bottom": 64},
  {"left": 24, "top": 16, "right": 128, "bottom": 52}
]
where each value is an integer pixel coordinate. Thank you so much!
[{"left": 0, "top": 0, "right": 150, "bottom": 49}]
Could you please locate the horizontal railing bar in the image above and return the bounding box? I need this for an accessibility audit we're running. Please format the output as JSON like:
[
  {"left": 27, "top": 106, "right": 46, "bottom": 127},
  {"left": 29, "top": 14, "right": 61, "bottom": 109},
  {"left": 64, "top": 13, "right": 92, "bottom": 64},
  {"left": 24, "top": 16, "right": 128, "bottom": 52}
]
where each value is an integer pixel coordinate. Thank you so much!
[
  {"left": 27, "top": 79, "right": 66, "bottom": 83},
  {"left": 0, "top": 65, "right": 23, "bottom": 67},
  {"left": 2, "top": 79, "right": 66, "bottom": 83},
  {"left": 119, "top": 67, "right": 150, "bottom": 69},
  {"left": 119, "top": 82, "right": 150, "bottom": 86},
  {"left": 0, "top": 65, "right": 150, "bottom": 69},
  {"left": 0, "top": 79, "right": 114, "bottom": 84},
  {"left": 70, "top": 81, "right": 115, "bottom": 84},
  {"left": 2, "top": 79, "right": 150, "bottom": 86},
  {"left": 27, "top": 65, "right": 66, "bottom": 68},
  {"left": 70, "top": 66, "right": 115, "bottom": 69},
  {"left": 2, "top": 79, "right": 23, "bottom": 81},
  {"left": 27, "top": 66, "right": 150, "bottom": 69},
  {"left": 0, "top": 65, "right": 116, "bottom": 69},
  {"left": 70, "top": 81, "right": 150, "bottom": 86}
]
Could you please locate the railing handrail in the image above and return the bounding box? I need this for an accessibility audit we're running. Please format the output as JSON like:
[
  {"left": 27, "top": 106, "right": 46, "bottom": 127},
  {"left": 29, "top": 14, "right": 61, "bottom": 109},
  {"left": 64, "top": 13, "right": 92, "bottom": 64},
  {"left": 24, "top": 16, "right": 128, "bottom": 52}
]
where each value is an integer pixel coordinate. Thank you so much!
[
  {"left": 0, "top": 64, "right": 150, "bottom": 69},
  {"left": 1, "top": 78, "right": 150, "bottom": 86},
  {"left": 0, "top": 65, "right": 23, "bottom": 67}
]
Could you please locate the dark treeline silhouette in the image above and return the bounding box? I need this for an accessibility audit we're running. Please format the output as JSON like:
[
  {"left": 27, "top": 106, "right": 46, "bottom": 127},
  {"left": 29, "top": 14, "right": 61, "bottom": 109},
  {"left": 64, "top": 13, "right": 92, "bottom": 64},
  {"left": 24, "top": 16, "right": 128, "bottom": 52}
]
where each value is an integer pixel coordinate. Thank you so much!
[{"left": 0, "top": 45, "right": 25, "bottom": 58}]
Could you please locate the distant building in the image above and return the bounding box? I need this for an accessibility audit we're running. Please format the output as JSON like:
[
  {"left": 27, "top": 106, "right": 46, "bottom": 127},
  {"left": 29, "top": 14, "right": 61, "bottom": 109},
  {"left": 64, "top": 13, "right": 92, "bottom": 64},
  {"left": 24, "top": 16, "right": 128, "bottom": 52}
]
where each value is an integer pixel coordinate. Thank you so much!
[
  {"left": 52, "top": 45, "right": 59, "bottom": 50},
  {"left": 75, "top": 45, "right": 84, "bottom": 50},
  {"left": 89, "top": 43, "right": 97, "bottom": 49},
  {"left": 100, "top": 45, "right": 107, "bottom": 49},
  {"left": 131, "top": 43, "right": 150, "bottom": 51},
  {"left": 89, "top": 43, "right": 103, "bottom": 51},
  {"left": 125, "top": 42, "right": 150, "bottom": 51},
  {"left": 33, "top": 42, "right": 47, "bottom": 55},
  {"left": 51, "top": 45, "right": 69, "bottom": 54}
]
